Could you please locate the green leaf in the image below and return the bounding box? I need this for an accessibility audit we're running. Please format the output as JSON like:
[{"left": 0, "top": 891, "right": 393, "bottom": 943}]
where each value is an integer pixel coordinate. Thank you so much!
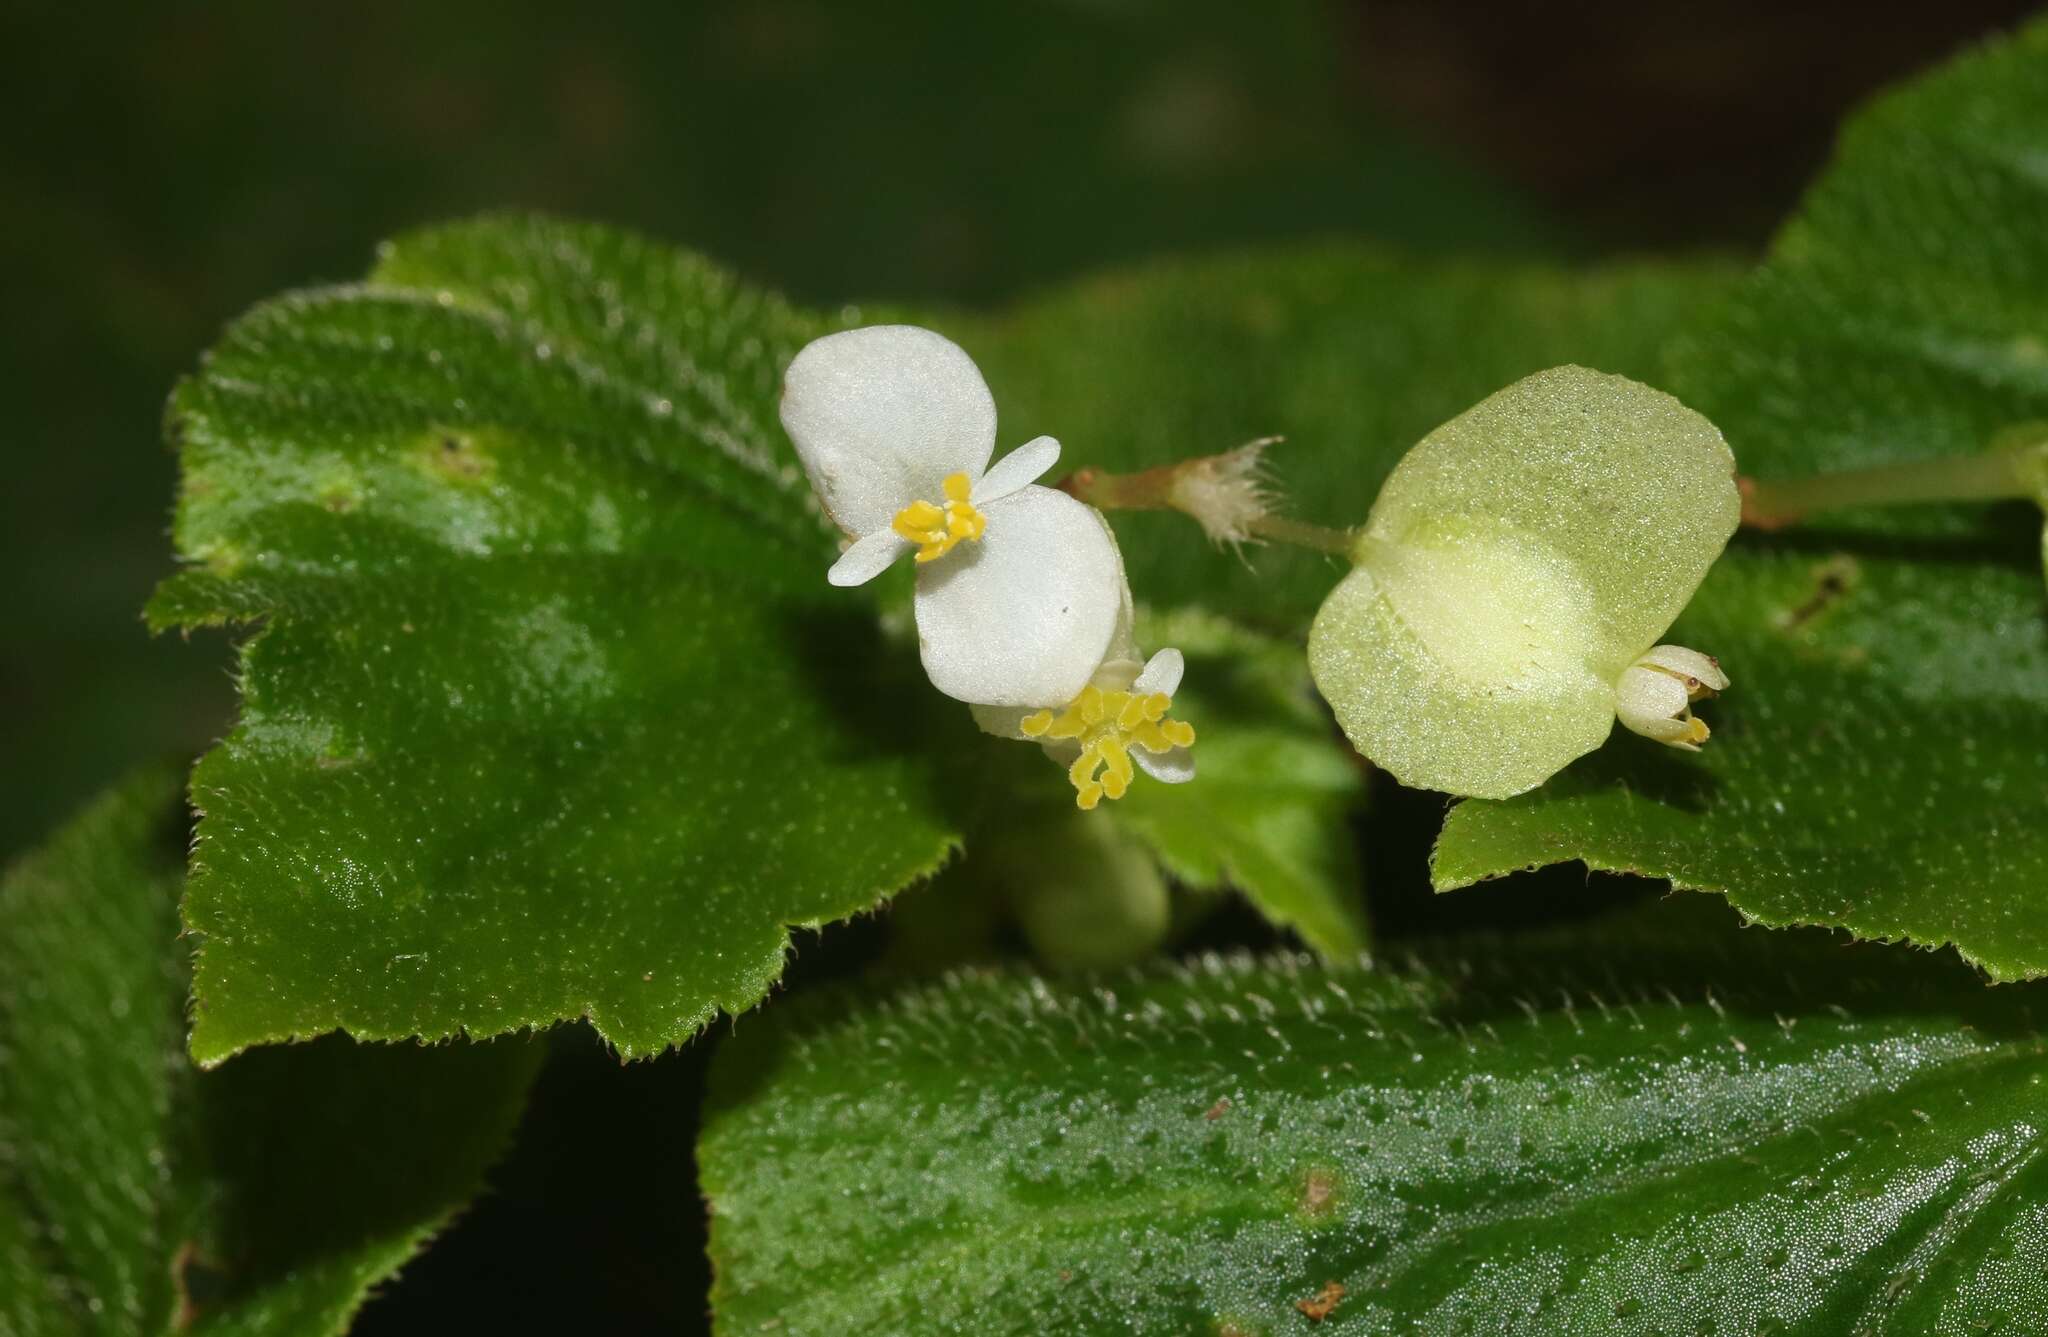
[
  {"left": 1435, "top": 21, "right": 2048, "bottom": 979},
  {"left": 0, "top": 769, "right": 540, "bottom": 1336},
  {"left": 1116, "top": 608, "right": 1367, "bottom": 958},
  {"left": 701, "top": 904, "right": 2048, "bottom": 1335},
  {"left": 954, "top": 247, "right": 1742, "bottom": 628},
  {"left": 154, "top": 216, "right": 966, "bottom": 1062},
  {"left": 0, "top": 1189, "right": 75, "bottom": 1337},
  {"left": 1674, "top": 18, "right": 2048, "bottom": 503},
  {"left": 159, "top": 220, "right": 1733, "bottom": 1054}
]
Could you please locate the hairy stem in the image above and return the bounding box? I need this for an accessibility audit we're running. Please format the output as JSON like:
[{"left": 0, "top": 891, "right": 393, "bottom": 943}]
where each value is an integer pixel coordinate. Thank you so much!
[{"left": 1060, "top": 441, "right": 1358, "bottom": 556}]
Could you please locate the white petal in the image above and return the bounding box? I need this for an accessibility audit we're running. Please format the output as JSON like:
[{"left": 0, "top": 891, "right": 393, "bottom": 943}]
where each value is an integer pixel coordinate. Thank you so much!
[
  {"left": 968, "top": 702, "right": 1038, "bottom": 740},
  {"left": 913, "top": 486, "right": 1125, "bottom": 708},
  {"left": 1614, "top": 664, "right": 1707, "bottom": 751},
  {"left": 1636, "top": 644, "right": 1729, "bottom": 693},
  {"left": 1131, "top": 647, "right": 1184, "bottom": 697},
  {"left": 972, "top": 435, "right": 1060, "bottom": 505},
  {"left": 780, "top": 325, "right": 996, "bottom": 537},
  {"left": 826, "top": 529, "right": 911, "bottom": 587},
  {"left": 1085, "top": 598, "right": 1143, "bottom": 691},
  {"left": 1614, "top": 663, "right": 1690, "bottom": 734},
  {"left": 1132, "top": 745, "right": 1195, "bottom": 784},
  {"left": 1625, "top": 717, "right": 1702, "bottom": 752}
]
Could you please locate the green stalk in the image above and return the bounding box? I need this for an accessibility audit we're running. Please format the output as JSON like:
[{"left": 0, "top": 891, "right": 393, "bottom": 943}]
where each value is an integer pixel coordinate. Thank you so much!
[
  {"left": 1245, "top": 514, "right": 1358, "bottom": 555},
  {"left": 1742, "top": 436, "right": 2046, "bottom": 528}
]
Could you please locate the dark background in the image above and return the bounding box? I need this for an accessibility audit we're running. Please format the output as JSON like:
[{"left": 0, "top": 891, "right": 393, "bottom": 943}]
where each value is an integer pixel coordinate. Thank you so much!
[{"left": 2, "top": 2, "right": 2037, "bottom": 1330}]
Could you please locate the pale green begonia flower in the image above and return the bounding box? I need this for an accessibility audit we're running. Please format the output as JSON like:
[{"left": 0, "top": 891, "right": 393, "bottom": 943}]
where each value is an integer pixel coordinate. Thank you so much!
[{"left": 1308, "top": 365, "right": 1741, "bottom": 800}]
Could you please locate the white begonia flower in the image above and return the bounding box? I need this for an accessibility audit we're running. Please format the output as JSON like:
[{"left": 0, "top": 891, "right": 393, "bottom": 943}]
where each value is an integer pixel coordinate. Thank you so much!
[{"left": 780, "top": 324, "right": 1124, "bottom": 708}]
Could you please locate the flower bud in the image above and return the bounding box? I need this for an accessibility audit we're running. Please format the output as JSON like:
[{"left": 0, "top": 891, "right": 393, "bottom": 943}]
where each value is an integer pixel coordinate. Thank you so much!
[{"left": 987, "top": 813, "right": 1170, "bottom": 969}]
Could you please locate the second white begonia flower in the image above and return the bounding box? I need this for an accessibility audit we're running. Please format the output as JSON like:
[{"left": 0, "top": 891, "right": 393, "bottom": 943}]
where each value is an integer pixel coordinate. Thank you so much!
[
  {"left": 973, "top": 623, "right": 1197, "bottom": 810},
  {"left": 781, "top": 324, "right": 1124, "bottom": 708},
  {"left": 1021, "top": 646, "right": 1196, "bottom": 810}
]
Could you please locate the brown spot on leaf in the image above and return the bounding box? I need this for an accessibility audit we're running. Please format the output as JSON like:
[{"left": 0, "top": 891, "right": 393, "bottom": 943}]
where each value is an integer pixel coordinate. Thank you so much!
[
  {"left": 1776, "top": 555, "right": 1859, "bottom": 630},
  {"left": 423, "top": 427, "right": 494, "bottom": 482},
  {"left": 1295, "top": 1281, "right": 1345, "bottom": 1322},
  {"left": 1204, "top": 1097, "right": 1231, "bottom": 1121},
  {"left": 1298, "top": 1167, "right": 1340, "bottom": 1221}
]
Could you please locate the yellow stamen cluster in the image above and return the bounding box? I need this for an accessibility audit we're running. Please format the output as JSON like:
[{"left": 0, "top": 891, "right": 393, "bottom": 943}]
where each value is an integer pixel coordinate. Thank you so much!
[
  {"left": 1020, "top": 685, "right": 1196, "bottom": 810},
  {"left": 891, "top": 471, "right": 986, "bottom": 563}
]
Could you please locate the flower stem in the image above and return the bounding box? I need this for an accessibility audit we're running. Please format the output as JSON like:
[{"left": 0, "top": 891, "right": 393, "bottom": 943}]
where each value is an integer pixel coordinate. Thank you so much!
[
  {"left": 1060, "top": 462, "right": 1179, "bottom": 513},
  {"left": 1242, "top": 514, "right": 1358, "bottom": 555},
  {"left": 1741, "top": 433, "right": 2047, "bottom": 529},
  {"left": 1060, "top": 440, "right": 1359, "bottom": 555}
]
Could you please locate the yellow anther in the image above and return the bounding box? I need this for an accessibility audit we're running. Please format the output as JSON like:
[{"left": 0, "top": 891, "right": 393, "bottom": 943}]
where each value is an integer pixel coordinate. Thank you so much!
[
  {"left": 891, "top": 471, "right": 987, "bottom": 563},
  {"left": 894, "top": 499, "right": 944, "bottom": 532},
  {"left": 1067, "top": 749, "right": 1098, "bottom": 790},
  {"left": 1028, "top": 676, "right": 1197, "bottom": 809},
  {"left": 1103, "top": 739, "right": 1134, "bottom": 790}
]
